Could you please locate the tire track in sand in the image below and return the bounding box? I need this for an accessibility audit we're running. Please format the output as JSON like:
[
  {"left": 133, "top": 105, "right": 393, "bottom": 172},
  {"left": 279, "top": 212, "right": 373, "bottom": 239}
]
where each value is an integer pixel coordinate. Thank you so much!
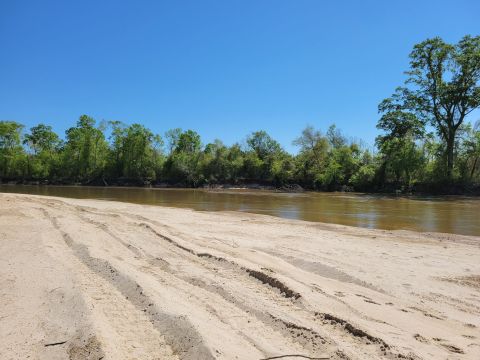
[
  {"left": 36, "top": 198, "right": 336, "bottom": 358},
  {"left": 67, "top": 203, "right": 335, "bottom": 358},
  {"left": 40, "top": 207, "right": 212, "bottom": 360},
  {"left": 33, "top": 197, "right": 426, "bottom": 360}
]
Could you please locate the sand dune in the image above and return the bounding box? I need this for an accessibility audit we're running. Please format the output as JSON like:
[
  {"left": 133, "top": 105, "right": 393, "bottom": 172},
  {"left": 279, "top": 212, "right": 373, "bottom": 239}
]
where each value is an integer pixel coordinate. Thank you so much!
[{"left": 1, "top": 193, "right": 479, "bottom": 359}]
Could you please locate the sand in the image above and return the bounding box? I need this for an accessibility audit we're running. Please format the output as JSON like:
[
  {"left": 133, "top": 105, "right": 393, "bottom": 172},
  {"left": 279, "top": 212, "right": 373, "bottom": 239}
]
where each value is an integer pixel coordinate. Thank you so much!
[{"left": 0, "top": 193, "right": 479, "bottom": 360}]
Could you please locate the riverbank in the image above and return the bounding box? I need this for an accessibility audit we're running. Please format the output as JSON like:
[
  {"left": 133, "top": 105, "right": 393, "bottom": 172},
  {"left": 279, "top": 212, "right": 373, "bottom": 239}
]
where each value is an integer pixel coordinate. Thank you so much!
[
  {"left": 2, "top": 178, "right": 480, "bottom": 196},
  {"left": 1, "top": 193, "right": 479, "bottom": 359}
]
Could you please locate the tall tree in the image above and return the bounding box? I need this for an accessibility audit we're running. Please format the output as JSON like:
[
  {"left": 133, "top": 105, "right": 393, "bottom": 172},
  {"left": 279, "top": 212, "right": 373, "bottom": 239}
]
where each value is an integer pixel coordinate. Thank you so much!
[
  {"left": 63, "top": 115, "right": 108, "bottom": 181},
  {"left": 23, "top": 124, "right": 61, "bottom": 179},
  {"left": 293, "top": 126, "right": 329, "bottom": 187},
  {"left": 202, "top": 140, "right": 229, "bottom": 182},
  {"left": 107, "top": 120, "right": 127, "bottom": 178},
  {"left": 326, "top": 124, "right": 347, "bottom": 149},
  {"left": 175, "top": 130, "right": 201, "bottom": 153},
  {"left": 121, "top": 124, "right": 157, "bottom": 180},
  {"left": 246, "top": 131, "right": 281, "bottom": 160},
  {"left": 165, "top": 130, "right": 203, "bottom": 186},
  {"left": 379, "top": 35, "right": 480, "bottom": 178},
  {"left": 245, "top": 131, "right": 284, "bottom": 181},
  {"left": 165, "top": 128, "right": 182, "bottom": 154},
  {"left": 23, "top": 124, "right": 61, "bottom": 154},
  {"left": 0, "top": 121, "right": 24, "bottom": 178}
]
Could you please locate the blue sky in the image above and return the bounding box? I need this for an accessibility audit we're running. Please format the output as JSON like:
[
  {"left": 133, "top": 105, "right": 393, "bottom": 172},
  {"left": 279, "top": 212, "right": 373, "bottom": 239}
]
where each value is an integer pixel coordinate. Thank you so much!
[{"left": 1, "top": 0, "right": 479, "bottom": 152}]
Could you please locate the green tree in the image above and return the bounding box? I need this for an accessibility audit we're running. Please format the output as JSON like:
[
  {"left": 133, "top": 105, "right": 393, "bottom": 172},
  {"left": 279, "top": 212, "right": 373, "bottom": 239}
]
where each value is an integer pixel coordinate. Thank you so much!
[
  {"left": 175, "top": 130, "right": 201, "bottom": 153},
  {"left": 350, "top": 162, "right": 376, "bottom": 190},
  {"left": 458, "top": 121, "right": 480, "bottom": 181},
  {"left": 106, "top": 122, "right": 163, "bottom": 182},
  {"left": 107, "top": 120, "right": 127, "bottom": 178},
  {"left": 269, "top": 152, "right": 295, "bottom": 185},
  {"left": 0, "top": 121, "right": 25, "bottom": 178},
  {"left": 245, "top": 131, "right": 284, "bottom": 181},
  {"left": 246, "top": 130, "right": 282, "bottom": 160},
  {"left": 202, "top": 140, "right": 229, "bottom": 182},
  {"left": 376, "top": 102, "right": 427, "bottom": 187},
  {"left": 23, "top": 124, "right": 61, "bottom": 154},
  {"left": 376, "top": 136, "right": 425, "bottom": 186},
  {"left": 122, "top": 124, "right": 158, "bottom": 180},
  {"left": 152, "top": 134, "right": 165, "bottom": 180},
  {"left": 63, "top": 115, "right": 108, "bottom": 182},
  {"left": 165, "top": 128, "right": 182, "bottom": 154},
  {"left": 164, "top": 130, "right": 203, "bottom": 186},
  {"left": 380, "top": 35, "right": 480, "bottom": 179},
  {"left": 23, "top": 124, "right": 61, "bottom": 179},
  {"left": 293, "top": 126, "right": 329, "bottom": 187},
  {"left": 326, "top": 124, "right": 347, "bottom": 149},
  {"left": 225, "top": 143, "right": 245, "bottom": 183}
]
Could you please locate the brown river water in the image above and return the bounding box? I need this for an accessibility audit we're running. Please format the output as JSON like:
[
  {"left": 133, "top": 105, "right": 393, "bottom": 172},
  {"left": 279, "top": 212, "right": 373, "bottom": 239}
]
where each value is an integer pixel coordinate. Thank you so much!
[{"left": 0, "top": 185, "right": 479, "bottom": 236}]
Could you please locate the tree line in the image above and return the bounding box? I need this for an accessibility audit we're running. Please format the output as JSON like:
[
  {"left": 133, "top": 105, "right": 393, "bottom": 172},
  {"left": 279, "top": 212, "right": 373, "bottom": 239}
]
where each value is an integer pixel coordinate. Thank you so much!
[{"left": 1, "top": 35, "right": 479, "bottom": 193}]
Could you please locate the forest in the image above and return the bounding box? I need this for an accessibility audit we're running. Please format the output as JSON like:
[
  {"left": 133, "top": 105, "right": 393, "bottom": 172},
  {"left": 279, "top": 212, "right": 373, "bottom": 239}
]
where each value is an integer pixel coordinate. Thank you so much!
[{"left": 1, "top": 35, "right": 480, "bottom": 193}]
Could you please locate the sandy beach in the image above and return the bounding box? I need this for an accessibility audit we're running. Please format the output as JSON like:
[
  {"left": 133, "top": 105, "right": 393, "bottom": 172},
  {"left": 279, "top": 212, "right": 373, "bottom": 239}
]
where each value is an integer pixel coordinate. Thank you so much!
[{"left": 0, "top": 193, "right": 479, "bottom": 360}]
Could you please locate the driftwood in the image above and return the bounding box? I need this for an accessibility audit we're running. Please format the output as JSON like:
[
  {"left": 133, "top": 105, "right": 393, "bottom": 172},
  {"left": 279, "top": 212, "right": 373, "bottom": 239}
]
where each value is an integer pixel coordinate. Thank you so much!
[{"left": 44, "top": 340, "right": 67, "bottom": 347}]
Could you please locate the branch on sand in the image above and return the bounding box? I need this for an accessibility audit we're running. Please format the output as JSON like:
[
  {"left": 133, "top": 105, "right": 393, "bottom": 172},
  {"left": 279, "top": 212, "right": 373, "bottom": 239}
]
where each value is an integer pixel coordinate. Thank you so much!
[
  {"left": 44, "top": 341, "right": 67, "bottom": 347},
  {"left": 260, "top": 355, "right": 329, "bottom": 360}
]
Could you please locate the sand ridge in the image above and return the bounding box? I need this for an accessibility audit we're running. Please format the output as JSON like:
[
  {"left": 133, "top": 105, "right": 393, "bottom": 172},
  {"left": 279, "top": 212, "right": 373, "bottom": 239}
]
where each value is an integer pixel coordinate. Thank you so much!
[{"left": 0, "top": 193, "right": 479, "bottom": 359}]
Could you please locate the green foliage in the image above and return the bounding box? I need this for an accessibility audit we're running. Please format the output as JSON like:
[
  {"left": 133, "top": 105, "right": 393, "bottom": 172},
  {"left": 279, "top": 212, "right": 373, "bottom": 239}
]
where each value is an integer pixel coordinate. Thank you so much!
[
  {"left": 61, "top": 115, "right": 109, "bottom": 182},
  {"left": 350, "top": 164, "right": 376, "bottom": 189},
  {"left": 175, "top": 130, "right": 201, "bottom": 153},
  {"left": 202, "top": 140, "right": 229, "bottom": 182},
  {"left": 293, "top": 125, "right": 368, "bottom": 190},
  {"left": 377, "top": 136, "right": 425, "bottom": 186},
  {"left": 457, "top": 122, "right": 480, "bottom": 181},
  {"left": 0, "top": 121, "right": 26, "bottom": 178},
  {"left": 293, "top": 126, "right": 329, "bottom": 187},
  {"left": 24, "top": 124, "right": 61, "bottom": 154},
  {"left": 165, "top": 128, "right": 182, "bottom": 154},
  {"left": 379, "top": 35, "right": 480, "bottom": 179},
  {"left": 164, "top": 151, "right": 202, "bottom": 186},
  {"left": 121, "top": 124, "right": 158, "bottom": 180},
  {"left": 106, "top": 121, "right": 164, "bottom": 182},
  {"left": 246, "top": 131, "right": 282, "bottom": 160},
  {"left": 326, "top": 124, "right": 347, "bottom": 149},
  {"left": 164, "top": 130, "right": 202, "bottom": 185},
  {"left": 23, "top": 124, "right": 61, "bottom": 179},
  {"left": 225, "top": 143, "right": 244, "bottom": 183},
  {"left": 1, "top": 114, "right": 479, "bottom": 192},
  {"left": 245, "top": 131, "right": 285, "bottom": 182},
  {"left": 269, "top": 153, "right": 295, "bottom": 186}
]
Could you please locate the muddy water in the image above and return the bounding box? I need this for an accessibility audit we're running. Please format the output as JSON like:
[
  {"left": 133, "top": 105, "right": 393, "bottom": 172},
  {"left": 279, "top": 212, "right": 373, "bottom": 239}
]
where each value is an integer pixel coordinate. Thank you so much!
[{"left": 0, "top": 185, "right": 478, "bottom": 236}]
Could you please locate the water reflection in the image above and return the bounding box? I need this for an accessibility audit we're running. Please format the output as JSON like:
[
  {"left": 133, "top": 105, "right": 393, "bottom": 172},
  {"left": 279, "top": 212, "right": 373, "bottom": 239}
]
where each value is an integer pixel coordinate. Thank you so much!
[{"left": 0, "top": 185, "right": 478, "bottom": 236}]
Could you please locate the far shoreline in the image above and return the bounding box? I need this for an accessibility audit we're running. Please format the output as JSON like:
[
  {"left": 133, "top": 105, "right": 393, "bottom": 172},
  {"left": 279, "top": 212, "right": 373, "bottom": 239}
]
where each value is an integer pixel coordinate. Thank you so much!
[{"left": 1, "top": 180, "right": 480, "bottom": 197}]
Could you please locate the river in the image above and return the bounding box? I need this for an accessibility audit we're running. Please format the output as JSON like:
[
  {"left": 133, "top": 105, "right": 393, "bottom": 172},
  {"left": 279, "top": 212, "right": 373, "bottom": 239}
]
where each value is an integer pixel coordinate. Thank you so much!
[{"left": 0, "top": 185, "right": 478, "bottom": 236}]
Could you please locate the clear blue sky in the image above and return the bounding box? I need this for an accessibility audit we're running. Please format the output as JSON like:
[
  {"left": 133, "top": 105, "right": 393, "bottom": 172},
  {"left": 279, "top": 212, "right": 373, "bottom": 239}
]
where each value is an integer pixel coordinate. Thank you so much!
[{"left": 1, "top": 0, "right": 479, "bottom": 152}]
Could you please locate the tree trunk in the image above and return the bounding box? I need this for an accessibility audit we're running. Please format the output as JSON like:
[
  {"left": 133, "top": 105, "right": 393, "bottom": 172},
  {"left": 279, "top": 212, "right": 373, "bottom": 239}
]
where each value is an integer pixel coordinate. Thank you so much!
[
  {"left": 471, "top": 157, "right": 479, "bottom": 179},
  {"left": 446, "top": 131, "right": 455, "bottom": 180},
  {"left": 26, "top": 155, "right": 30, "bottom": 179}
]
